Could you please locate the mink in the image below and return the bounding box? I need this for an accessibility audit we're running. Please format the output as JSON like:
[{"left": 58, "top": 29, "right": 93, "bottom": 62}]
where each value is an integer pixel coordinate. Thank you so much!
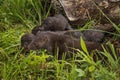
[
  {"left": 27, "top": 31, "right": 104, "bottom": 59},
  {"left": 83, "top": 29, "right": 104, "bottom": 42},
  {"left": 32, "top": 14, "right": 72, "bottom": 35},
  {"left": 42, "top": 14, "right": 72, "bottom": 31}
]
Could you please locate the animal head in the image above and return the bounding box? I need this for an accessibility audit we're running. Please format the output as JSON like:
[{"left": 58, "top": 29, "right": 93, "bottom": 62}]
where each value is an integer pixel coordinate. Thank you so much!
[
  {"left": 21, "top": 33, "right": 35, "bottom": 49},
  {"left": 42, "top": 17, "right": 55, "bottom": 31}
]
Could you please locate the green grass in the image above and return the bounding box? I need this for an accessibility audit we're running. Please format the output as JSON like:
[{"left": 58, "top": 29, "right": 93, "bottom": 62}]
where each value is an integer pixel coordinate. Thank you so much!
[
  {"left": 0, "top": 0, "right": 120, "bottom": 80},
  {"left": 0, "top": 0, "right": 51, "bottom": 31}
]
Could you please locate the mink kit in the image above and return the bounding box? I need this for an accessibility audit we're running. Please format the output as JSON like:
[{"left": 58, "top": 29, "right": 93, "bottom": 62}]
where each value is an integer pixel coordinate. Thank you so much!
[
  {"left": 32, "top": 14, "right": 72, "bottom": 35},
  {"left": 27, "top": 31, "right": 104, "bottom": 59}
]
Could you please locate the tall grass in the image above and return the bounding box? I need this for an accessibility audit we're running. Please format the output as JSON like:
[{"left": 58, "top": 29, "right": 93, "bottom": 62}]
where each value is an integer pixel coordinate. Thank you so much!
[{"left": 0, "top": 0, "right": 51, "bottom": 31}]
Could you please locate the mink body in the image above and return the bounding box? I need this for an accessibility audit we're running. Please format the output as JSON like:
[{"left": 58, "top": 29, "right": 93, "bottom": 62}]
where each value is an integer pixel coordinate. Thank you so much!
[
  {"left": 32, "top": 14, "right": 72, "bottom": 35},
  {"left": 27, "top": 31, "right": 103, "bottom": 59}
]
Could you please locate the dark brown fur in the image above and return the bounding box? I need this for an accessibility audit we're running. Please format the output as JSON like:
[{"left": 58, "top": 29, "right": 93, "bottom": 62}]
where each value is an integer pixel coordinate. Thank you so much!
[
  {"left": 43, "top": 14, "right": 72, "bottom": 31},
  {"left": 27, "top": 31, "right": 104, "bottom": 59},
  {"left": 64, "top": 30, "right": 86, "bottom": 40},
  {"left": 21, "top": 33, "right": 35, "bottom": 51},
  {"left": 32, "top": 14, "right": 72, "bottom": 35},
  {"left": 83, "top": 29, "right": 104, "bottom": 42}
]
